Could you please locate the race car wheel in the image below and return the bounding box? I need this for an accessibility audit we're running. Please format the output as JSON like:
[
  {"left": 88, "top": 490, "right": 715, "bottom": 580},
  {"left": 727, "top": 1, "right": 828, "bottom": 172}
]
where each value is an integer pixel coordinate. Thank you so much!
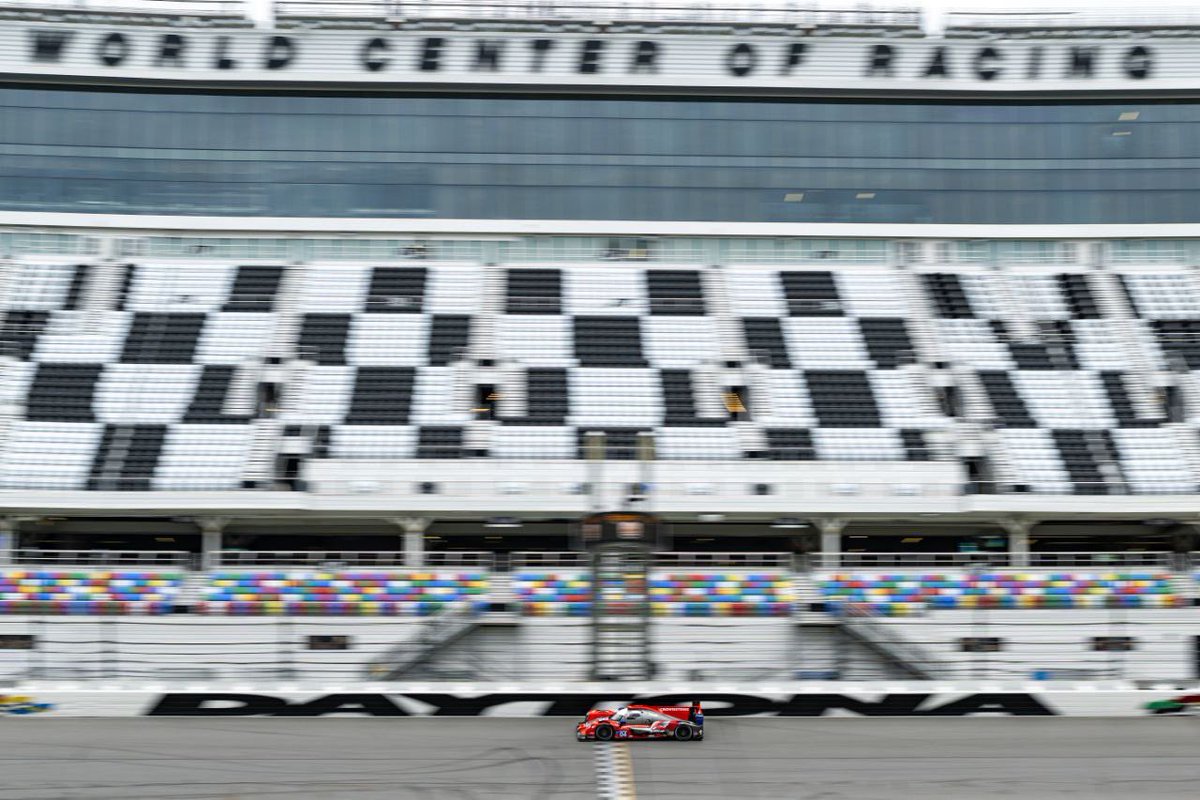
[
  {"left": 674, "top": 725, "right": 693, "bottom": 742},
  {"left": 595, "top": 724, "right": 615, "bottom": 742}
]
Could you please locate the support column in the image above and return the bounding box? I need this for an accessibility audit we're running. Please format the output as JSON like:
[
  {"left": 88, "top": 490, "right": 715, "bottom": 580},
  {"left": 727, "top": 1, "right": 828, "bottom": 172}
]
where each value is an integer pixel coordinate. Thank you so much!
[
  {"left": 394, "top": 517, "right": 430, "bottom": 568},
  {"left": 817, "top": 518, "right": 847, "bottom": 569},
  {"left": 199, "top": 517, "right": 227, "bottom": 571},
  {"left": 0, "top": 517, "right": 13, "bottom": 567},
  {"left": 1001, "top": 519, "right": 1034, "bottom": 568}
]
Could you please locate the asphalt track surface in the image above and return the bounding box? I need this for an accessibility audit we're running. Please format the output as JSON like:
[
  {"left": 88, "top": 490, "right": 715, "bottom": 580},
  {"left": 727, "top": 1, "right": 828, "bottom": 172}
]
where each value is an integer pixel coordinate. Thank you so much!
[{"left": 0, "top": 718, "right": 1197, "bottom": 800}]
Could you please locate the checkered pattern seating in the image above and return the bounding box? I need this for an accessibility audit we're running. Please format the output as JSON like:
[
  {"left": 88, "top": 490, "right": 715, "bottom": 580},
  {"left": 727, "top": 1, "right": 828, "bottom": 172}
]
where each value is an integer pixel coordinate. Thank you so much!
[
  {"left": 0, "top": 570, "right": 181, "bottom": 614},
  {"left": 199, "top": 570, "right": 488, "bottom": 615},
  {"left": 820, "top": 571, "right": 1180, "bottom": 616},
  {"left": 515, "top": 571, "right": 792, "bottom": 616}
]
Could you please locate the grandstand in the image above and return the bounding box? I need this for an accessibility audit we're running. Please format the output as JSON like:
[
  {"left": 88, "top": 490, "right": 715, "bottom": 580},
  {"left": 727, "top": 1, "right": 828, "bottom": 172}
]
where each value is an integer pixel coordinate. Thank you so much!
[{"left": 0, "top": 0, "right": 1198, "bottom": 686}]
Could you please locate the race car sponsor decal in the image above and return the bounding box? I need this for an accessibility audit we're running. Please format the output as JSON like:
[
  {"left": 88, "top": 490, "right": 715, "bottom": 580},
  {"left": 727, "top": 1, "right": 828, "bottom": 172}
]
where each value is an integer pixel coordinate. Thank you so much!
[
  {"left": 0, "top": 694, "right": 54, "bottom": 715},
  {"left": 145, "top": 692, "right": 1055, "bottom": 717},
  {"left": 1143, "top": 694, "right": 1200, "bottom": 715}
]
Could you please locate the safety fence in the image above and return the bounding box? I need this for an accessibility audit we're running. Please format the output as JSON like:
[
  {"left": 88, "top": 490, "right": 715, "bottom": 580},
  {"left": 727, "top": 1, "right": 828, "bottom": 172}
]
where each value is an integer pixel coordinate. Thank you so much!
[{"left": 0, "top": 611, "right": 1193, "bottom": 684}]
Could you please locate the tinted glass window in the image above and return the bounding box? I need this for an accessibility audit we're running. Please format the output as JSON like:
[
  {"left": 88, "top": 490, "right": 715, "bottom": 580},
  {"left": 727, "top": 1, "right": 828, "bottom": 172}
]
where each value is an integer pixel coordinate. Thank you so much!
[{"left": 0, "top": 87, "right": 1191, "bottom": 223}]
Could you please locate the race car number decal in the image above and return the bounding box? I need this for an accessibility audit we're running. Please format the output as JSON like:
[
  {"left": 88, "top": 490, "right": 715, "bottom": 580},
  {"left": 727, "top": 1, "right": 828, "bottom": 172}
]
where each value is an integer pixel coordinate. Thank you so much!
[{"left": 617, "top": 730, "right": 629, "bottom": 738}]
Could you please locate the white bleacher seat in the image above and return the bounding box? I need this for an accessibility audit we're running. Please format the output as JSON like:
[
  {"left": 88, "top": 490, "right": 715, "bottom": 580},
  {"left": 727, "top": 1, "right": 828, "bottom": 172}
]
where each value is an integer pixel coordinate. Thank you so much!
[
  {"left": 497, "top": 316, "right": 574, "bottom": 366},
  {"left": 5, "top": 263, "right": 76, "bottom": 310},
  {"left": 835, "top": 271, "right": 910, "bottom": 317},
  {"left": 655, "top": 426, "right": 739, "bottom": 460},
  {"left": 331, "top": 425, "right": 416, "bottom": 458},
  {"left": 1112, "top": 429, "right": 1197, "bottom": 494},
  {"left": 296, "top": 265, "right": 371, "bottom": 312},
  {"left": 727, "top": 270, "right": 786, "bottom": 317},
  {"left": 960, "top": 273, "right": 1006, "bottom": 319},
  {"left": 0, "top": 421, "right": 103, "bottom": 489},
  {"left": 1072, "top": 320, "right": 1131, "bottom": 371},
  {"left": 1122, "top": 273, "right": 1200, "bottom": 319},
  {"left": 1012, "top": 371, "right": 1115, "bottom": 429},
  {"left": 280, "top": 366, "right": 355, "bottom": 424},
  {"left": 782, "top": 318, "right": 871, "bottom": 370},
  {"left": 642, "top": 317, "right": 718, "bottom": 368},
  {"left": 0, "top": 359, "right": 35, "bottom": 409},
  {"left": 423, "top": 264, "right": 484, "bottom": 314},
  {"left": 490, "top": 426, "right": 575, "bottom": 459},
  {"left": 1009, "top": 274, "right": 1070, "bottom": 320},
  {"left": 563, "top": 268, "right": 647, "bottom": 315},
  {"left": 870, "top": 370, "right": 944, "bottom": 429},
  {"left": 124, "top": 264, "right": 236, "bottom": 312},
  {"left": 152, "top": 424, "right": 253, "bottom": 490},
  {"left": 998, "top": 429, "right": 1072, "bottom": 493},
  {"left": 94, "top": 364, "right": 201, "bottom": 424},
  {"left": 814, "top": 428, "right": 905, "bottom": 461},
  {"left": 32, "top": 312, "right": 132, "bottom": 363},
  {"left": 937, "top": 319, "right": 1015, "bottom": 369},
  {"left": 409, "top": 367, "right": 469, "bottom": 425},
  {"left": 194, "top": 313, "right": 274, "bottom": 365},
  {"left": 346, "top": 314, "right": 429, "bottom": 366},
  {"left": 569, "top": 368, "right": 661, "bottom": 427},
  {"left": 757, "top": 370, "right": 817, "bottom": 426}
]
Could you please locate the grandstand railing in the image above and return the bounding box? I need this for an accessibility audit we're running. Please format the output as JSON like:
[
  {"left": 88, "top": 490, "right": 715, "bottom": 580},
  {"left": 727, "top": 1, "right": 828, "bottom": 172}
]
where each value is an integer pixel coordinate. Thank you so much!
[
  {"left": 4, "top": 549, "right": 191, "bottom": 568},
  {"left": 653, "top": 552, "right": 791, "bottom": 569},
  {"left": 813, "top": 551, "right": 1174, "bottom": 570},
  {"left": 0, "top": 0, "right": 247, "bottom": 17},
  {"left": 211, "top": 550, "right": 494, "bottom": 569},
  {"left": 947, "top": 10, "right": 1200, "bottom": 31},
  {"left": 510, "top": 551, "right": 589, "bottom": 570},
  {"left": 508, "top": 551, "right": 792, "bottom": 570},
  {"left": 274, "top": 1, "right": 921, "bottom": 28}
]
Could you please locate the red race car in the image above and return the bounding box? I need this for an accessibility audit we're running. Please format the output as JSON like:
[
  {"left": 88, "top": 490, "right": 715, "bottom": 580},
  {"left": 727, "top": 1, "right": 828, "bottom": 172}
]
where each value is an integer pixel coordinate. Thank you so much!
[{"left": 576, "top": 702, "right": 704, "bottom": 742}]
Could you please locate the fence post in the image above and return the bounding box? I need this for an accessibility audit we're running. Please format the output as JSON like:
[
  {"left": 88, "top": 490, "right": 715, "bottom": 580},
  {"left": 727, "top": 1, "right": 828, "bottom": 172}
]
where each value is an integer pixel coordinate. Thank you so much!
[
  {"left": 29, "top": 617, "right": 45, "bottom": 682},
  {"left": 278, "top": 618, "right": 296, "bottom": 680},
  {"left": 104, "top": 617, "right": 119, "bottom": 681}
]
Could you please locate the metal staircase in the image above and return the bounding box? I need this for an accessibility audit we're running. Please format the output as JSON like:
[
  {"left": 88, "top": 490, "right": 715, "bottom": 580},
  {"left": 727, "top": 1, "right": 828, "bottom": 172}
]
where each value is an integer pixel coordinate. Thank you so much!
[
  {"left": 591, "top": 546, "right": 652, "bottom": 681},
  {"left": 1091, "top": 270, "right": 1162, "bottom": 419},
  {"left": 365, "top": 601, "right": 482, "bottom": 680}
]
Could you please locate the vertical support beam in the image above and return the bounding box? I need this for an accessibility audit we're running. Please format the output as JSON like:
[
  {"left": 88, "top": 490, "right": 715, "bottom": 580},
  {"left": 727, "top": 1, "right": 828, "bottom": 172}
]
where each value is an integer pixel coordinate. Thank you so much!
[
  {"left": 1001, "top": 518, "right": 1034, "bottom": 568},
  {"left": 817, "top": 518, "right": 847, "bottom": 569},
  {"left": 199, "top": 517, "right": 227, "bottom": 571},
  {"left": 0, "top": 517, "right": 13, "bottom": 567},
  {"left": 395, "top": 517, "right": 430, "bottom": 569},
  {"left": 584, "top": 431, "right": 606, "bottom": 512}
]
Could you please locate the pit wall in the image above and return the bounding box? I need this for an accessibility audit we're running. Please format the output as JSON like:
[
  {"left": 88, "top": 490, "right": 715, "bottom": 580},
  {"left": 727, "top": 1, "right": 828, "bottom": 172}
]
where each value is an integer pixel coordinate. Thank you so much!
[{"left": 3, "top": 689, "right": 1194, "bottom": 717}]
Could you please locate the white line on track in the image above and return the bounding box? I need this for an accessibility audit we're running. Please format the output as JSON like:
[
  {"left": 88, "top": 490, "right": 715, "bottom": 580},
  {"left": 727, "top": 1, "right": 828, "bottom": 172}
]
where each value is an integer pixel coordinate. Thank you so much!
[{"left": 594, "top": 741, "right": 637, "bottom": 800}]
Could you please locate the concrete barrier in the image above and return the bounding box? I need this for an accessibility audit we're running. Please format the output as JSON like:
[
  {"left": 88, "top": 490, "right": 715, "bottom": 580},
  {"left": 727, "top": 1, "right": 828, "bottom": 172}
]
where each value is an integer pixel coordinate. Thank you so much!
[{"left": 4, "top": 685, "right": 1197, "bottom": 717}]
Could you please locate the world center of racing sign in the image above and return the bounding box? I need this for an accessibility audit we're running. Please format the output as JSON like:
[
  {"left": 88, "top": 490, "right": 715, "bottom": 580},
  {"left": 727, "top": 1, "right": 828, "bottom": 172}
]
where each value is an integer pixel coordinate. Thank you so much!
[{"left": 3, "top": 20, "right": 1198, "bottom": 93}]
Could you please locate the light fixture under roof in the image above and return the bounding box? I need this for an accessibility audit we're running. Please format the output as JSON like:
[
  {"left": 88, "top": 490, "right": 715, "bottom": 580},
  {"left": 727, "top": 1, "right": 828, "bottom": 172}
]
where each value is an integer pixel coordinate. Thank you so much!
[
  {"left": 1118, "top": 111, "right": 1140, "bottom": 121},
  {"left": 784, "top": 192, "right": 805, "bottom": 202},
  {"left": 485, "top": 516, "right": 521, "bottom": 529},
  {"left": 1112, "top": 131, "right": 1132, "bottom": 136},
  {"left": 856, "top": 192, "right": 876, "bottom": 199},
  {"left": 771, "top": 518, "right": 808, "bottom": 529}
]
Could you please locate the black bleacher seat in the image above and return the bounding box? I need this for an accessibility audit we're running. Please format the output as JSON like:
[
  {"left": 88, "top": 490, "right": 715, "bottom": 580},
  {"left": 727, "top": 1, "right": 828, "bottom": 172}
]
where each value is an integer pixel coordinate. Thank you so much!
[
  {"left": 297, "top": 314, "right": 352, "bottom": 366},
  {"left": 764, "top": 428, "right": 817, "bottom": 460},
  {"left": 345, "top": 367, "right": 415, "bottom": 425},
  {"left": 506, "top": 269, "right": 562, "bottom": 314},
  {"left": 573, "top": 316, "right": 647, "bottom": 367},
  {"left": 224, "top": 265, "right": 285, "bottom": 312},
  {"left": 804, "top": 370, "right": 882, "bottom": 427},
  {"left": 121, "top": 313, "right": 206, "bottom": 364},
  {"left": 741, "top": 318, "right": 791, "bottom": 368},
  {"left": 780, "top": 271, "right": 842, "bottom": 317},
  {"left": 366, "top": 267, "right": 427, "bottom": 313},
  {"left": 646, "top": 270, "right": 706, "bottom": 315}
]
